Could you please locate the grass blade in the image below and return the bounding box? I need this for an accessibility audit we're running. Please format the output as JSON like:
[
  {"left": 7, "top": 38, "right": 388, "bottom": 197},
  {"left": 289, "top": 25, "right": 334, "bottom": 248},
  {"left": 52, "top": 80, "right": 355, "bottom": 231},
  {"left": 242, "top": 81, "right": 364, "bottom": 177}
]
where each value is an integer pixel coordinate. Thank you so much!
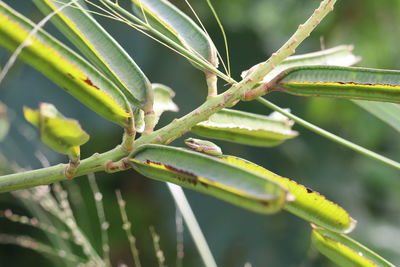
[
  {"left": 256, "top": 97, "right": 400, "bottom": 171},
  {"left": 354, "top": 100, "right": 400, "bottom": 133},
  {"left": 167, "top": 183, "right": 217, "bottom": 267}
]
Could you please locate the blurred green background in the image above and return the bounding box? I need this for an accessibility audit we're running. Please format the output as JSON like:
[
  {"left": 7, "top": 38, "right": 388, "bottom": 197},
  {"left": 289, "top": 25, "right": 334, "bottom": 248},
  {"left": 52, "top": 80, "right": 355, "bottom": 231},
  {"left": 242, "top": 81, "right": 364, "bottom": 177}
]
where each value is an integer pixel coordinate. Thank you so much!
[{"left": 0, "top": 0, "right": 399, "bottom": 266}]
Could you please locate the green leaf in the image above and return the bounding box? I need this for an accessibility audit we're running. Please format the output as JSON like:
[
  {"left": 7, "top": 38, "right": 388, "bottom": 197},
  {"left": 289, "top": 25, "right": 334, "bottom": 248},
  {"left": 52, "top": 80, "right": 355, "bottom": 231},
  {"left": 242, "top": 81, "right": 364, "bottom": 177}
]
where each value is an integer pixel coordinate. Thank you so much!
[
  {"left": 312, "top": 227, "right": 395, "bottom": 267},
  {"left": 353, "top": 100, "right": 400, "bottom": 132},
  {"left": 131, "top": 0, "right": 218, "bottom": 67},
  {"left": 242, "top": 45, "right": 360, "bottom": 83},
  {"left": 0, "top": 102, "right": 10, "bottom": 142},
  {"left": 152, "top": 83, "right": 178, "bottom": 126},
  {"left": 24, "top": 103, "right": 89, "bottom": 158},
  {"left": 191, "top": 108, "right": 298, "bottom": 147},
  {"left": 0, "top": 2, "right": 132, "bottom": 128},
  {"left": 271, "top": 66, "right": 400, "bottom": 103},
  {"left": 33, "top": 0, "right": 152, "bottom": 108},
  {"left": 130, "top": 144, "right": 289, "bottom": 214},
  {"left": 220, "top": 155, "right": 356, "bottom": 233}
]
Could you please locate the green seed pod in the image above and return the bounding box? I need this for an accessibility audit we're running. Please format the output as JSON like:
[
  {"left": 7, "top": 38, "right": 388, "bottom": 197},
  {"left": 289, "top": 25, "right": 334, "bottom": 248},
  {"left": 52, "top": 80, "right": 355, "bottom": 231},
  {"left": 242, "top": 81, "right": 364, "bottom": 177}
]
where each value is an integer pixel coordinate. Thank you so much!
[
  {"left": 130, "top": 144, "right": 290, "bottom": 214},
  {"left": 191, "top": 108, "right": 298, "bottom": 147},
  {"left": 312, "top": 227, "right": 395, "bottom": 267},
  {"left": 272, "top": 66, "right": 400, "bottom": 103},
  {"left": 220, "top": 155, "right": 356, "bottom": 233}
]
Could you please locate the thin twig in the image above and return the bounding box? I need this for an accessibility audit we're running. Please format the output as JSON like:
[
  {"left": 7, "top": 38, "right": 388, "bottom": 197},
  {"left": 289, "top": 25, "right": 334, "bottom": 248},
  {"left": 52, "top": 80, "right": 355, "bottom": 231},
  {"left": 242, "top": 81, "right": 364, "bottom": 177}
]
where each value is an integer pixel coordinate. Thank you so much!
[
  {"left": 88, "top": 173, "right": 111, "bottom": 266},
  {"left": 0, "top": 209, "right": 71, "bottom": 241},
  {"left": 175, "top": 208, "right": 184, "bottom": 267},
  {"left": 149, "top": 226, "right": 166, "bottom": 267},
  {"left": 115, "top": 190, "right": 142, "bottom": 267},
  {"left": 256, "top": 97, "right": 400, "bottom": 170},
  {"left": 204, "top": 0, "right": 231, "bottom": 76},
  {"left": 0, "top": 234, "right": 83, "bottom": 264},
  {"left": 52, "top": 183, "right": 104, "bottom": 265}
]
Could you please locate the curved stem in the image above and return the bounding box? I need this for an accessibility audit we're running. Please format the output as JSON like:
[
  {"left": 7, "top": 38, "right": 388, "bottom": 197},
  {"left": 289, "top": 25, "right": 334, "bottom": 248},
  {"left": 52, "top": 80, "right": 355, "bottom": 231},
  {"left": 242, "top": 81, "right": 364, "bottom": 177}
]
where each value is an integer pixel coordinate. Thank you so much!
[
  {"left": 256, "top": 97, "right": 400, "bottom": 171},
  {"left": 0, "top": 146, "right": 127, "bottom": 193},
  {"left": 0, "top": 0, "right": 338, "bottom": 192}
]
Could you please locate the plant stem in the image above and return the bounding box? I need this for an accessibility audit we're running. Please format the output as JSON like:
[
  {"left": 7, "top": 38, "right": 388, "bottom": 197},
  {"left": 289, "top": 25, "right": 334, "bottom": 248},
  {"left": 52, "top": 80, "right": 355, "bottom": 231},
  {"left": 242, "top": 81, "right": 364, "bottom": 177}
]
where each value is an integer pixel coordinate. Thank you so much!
[
  {"left": 256, "top": 97, "right": 400, "bottom": 170},
  {"left": 101, "top": 0, "right": 234, "bottom": 84},
  {"left": 241, "top": 0, "right": 336, "bottom": 87},
  {"left": 0, "top": 146, "right": 127, "bottom": 193},
  {"left": 0, "top": 0, "right": 338, "bottom": 192}
]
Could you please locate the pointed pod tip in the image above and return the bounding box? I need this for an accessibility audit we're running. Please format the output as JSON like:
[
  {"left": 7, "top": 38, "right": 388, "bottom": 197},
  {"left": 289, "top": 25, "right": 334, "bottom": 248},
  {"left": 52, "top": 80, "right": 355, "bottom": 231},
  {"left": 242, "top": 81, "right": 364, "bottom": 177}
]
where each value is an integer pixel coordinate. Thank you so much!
[
  {"left": 286, "top": 193, "right": 296, "bottom": 202},
  {"left": 343, "top": 217, "right": 358, "bottom": 234}
]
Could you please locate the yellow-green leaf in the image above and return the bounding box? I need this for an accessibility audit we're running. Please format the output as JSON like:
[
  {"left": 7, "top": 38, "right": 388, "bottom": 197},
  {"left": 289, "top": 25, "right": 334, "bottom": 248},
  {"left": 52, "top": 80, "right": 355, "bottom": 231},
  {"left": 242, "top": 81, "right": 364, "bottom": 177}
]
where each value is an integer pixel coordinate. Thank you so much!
[
  {"left": 0, "top": 2, "right": 132, "bottom": 128},
  {"left": 24, "top": 103, "right": 89, "bottom": 158}
]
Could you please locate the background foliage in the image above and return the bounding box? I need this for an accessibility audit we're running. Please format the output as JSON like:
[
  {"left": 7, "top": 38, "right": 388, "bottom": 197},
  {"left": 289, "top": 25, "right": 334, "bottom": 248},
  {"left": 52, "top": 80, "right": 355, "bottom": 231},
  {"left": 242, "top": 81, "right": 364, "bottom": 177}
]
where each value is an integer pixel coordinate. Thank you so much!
[{"left": 0, "top": 0, "right": 399, "bottom": 266}]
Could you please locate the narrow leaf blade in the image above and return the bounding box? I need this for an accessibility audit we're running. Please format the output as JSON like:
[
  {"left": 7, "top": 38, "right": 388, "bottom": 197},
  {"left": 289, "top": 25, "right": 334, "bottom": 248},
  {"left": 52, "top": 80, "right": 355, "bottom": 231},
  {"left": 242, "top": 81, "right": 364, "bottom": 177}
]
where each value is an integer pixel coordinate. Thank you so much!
[{"left": 354, "top": 100, "right": 400, "bottom": 132}]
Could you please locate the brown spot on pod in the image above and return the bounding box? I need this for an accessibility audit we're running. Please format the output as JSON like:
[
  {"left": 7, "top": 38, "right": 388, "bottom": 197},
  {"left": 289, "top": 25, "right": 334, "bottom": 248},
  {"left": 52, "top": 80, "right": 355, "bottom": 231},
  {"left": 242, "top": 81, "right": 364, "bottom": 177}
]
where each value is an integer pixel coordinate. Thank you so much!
[
  {"left": 164, "top": 164, "right": 197, "bottom": 178},
  {"left": 260, "top": 200, "right": 270, "bottom": 206},
  {"left": 83, "top": 78, "right": 100, "bottom": 90}
]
